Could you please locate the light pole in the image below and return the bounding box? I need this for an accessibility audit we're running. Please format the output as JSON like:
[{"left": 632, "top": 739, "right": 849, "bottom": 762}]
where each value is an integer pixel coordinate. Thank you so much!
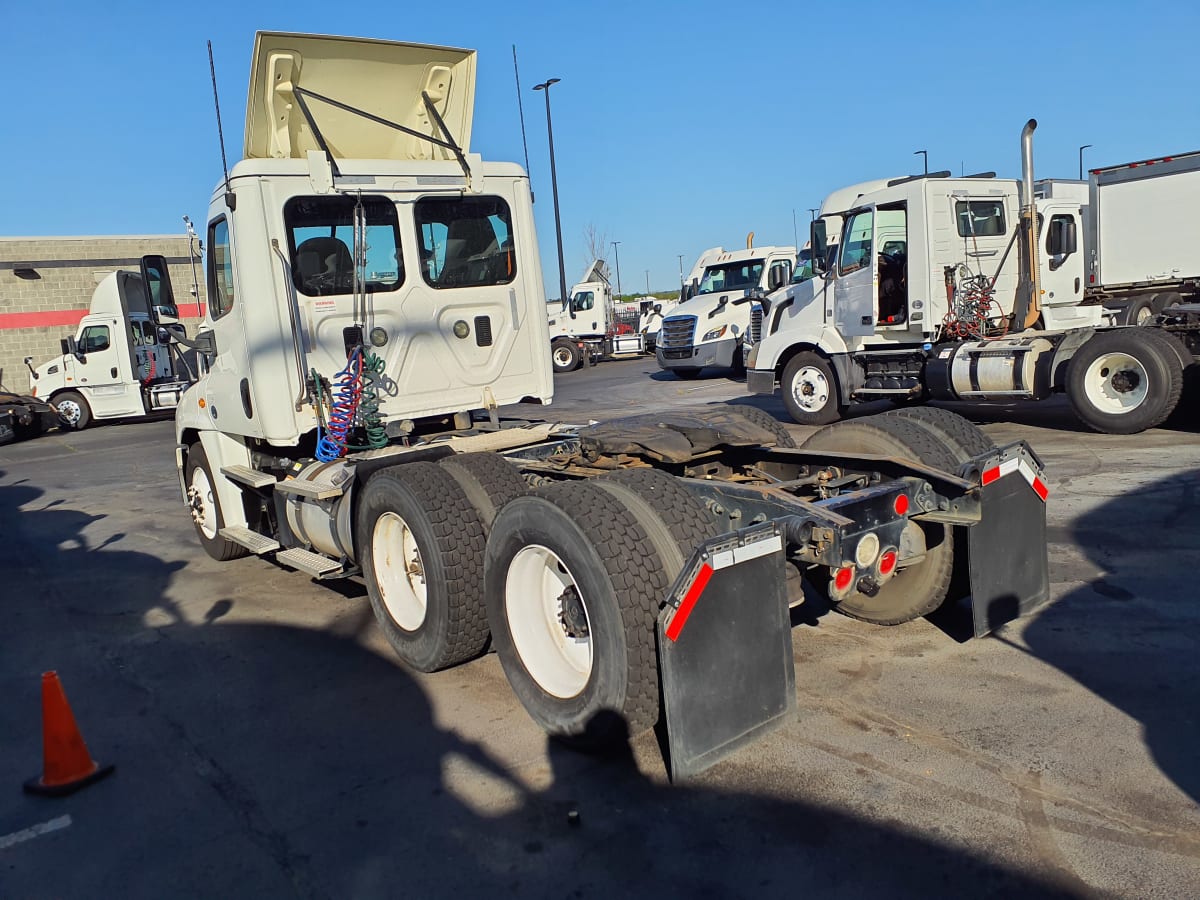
[
  {"left": 533, "top": 78, "right": 567, "bottom": 308},
  {"left": 645, "top": 270, "right": 650, "bottom": 295},
  {"left": 611, "top": 240, "right": 623, "bottom": 299},
  {"left": 914, "top": 149, "right": 928, "bottom": 175},
  {"left": 677, "top": 254, "right": 685, "bottom": 286},
  {"left": 1078, "top": 144, "right": 1093, "bottom": 180},
  {"left": 808, "top": 208, "right": 818, "bottom": 221},
  {"left": 792, "top": 209, "right": 799, "bottom": 249}
]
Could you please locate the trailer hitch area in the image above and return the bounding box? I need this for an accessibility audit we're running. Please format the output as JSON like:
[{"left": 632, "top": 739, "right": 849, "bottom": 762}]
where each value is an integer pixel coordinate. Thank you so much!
[
  {"left": 657, "top": 522, "right": 793, "bottom": 781},
  {"left": 956, "top": 441, "right": 1051, "bottom": 637}
]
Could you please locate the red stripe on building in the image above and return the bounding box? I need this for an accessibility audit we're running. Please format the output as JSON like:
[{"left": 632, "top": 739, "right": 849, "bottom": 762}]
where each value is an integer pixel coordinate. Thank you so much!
[
  {"left": 0, "top": 309, "right": 89, "bottom": 330},
  {"left": 0, "top": 305, "right": 205, "bottom": 331}
]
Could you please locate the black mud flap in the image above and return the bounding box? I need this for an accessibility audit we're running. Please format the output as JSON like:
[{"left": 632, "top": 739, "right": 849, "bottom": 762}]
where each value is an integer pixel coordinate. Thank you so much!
[
  {"left": 964, "top": 448, "right": 1050, "bottom": 637},
  {"left": 657, "top": 524, "right": 795, "bottom": 781}
]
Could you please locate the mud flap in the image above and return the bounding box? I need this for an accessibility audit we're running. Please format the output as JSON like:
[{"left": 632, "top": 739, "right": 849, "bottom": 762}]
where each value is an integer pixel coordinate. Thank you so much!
[
  {"left": 657, "top": 525, "right": 795, "bottom": 781},
  {"left": 964, "top": 450, "right": 1050, "bottom": 637}
]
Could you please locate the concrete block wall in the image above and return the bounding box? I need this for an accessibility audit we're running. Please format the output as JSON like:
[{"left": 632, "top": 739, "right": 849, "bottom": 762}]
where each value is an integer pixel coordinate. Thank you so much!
[{"left": 0, "top": 236, "right": 206, "bottom": 394}]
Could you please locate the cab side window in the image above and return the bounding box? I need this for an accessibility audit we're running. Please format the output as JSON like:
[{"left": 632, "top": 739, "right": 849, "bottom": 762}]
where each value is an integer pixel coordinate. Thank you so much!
[
  {"left": 208, "top": 218, "right": 235, "bottom": 320},
  {"left": 840, "top": 210, "right": 874, "bottom": 275},
  {"left": 80, "top": 325, "right": 110, "bottom": 353}
]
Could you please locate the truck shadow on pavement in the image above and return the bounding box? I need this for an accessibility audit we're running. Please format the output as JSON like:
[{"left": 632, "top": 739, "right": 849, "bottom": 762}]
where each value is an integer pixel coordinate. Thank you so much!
[
  {"left": 1016, "top": 467, "right": 1200, "bottom": 806},
  {"left": 0, "top": 470, "right": 1093, "bottom": 899}
]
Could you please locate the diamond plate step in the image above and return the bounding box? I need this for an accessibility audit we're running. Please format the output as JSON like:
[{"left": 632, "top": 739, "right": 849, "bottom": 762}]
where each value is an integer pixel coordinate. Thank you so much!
[
  {"left": 276, "top": 547, "right": 343, "bottom": 578},
  {"left": 273, "top": 478, "right": 344, "bottom": 500},
  {"left": 220, "top": 465, "right": 277, "bottom": 489},
  {"left": 220, "top": 526, "right": 280, "bottom": 554}
]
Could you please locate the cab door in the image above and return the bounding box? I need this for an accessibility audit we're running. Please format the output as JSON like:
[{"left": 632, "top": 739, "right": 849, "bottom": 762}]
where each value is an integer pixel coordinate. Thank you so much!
[
  {"left": 834, "top": 206, "right": 877, "bottom": 336},
  {"left": 71, "top": 319, "right": 143, "bottom": 417},
  {"left": 1039, "top": 204, "right": 1083, "bottom": 307}
]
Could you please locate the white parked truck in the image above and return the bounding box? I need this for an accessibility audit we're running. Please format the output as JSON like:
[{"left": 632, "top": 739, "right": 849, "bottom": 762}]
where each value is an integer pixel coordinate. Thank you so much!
[
  {"left": 547, "top": 259, "right": 642, "bottom": 372},
  {"left": 1087, "top": 151, "right": 1200, "bottom": 324},
  {"left": 25, "top": 259, "right": 195, "bottom": 429},
  {"left": 748, "top": 120, "right": 1199, "bottom": 434},
  {"left": 172, "top": 32, "right": 1054, "bottom": 779},
  {"left": 656, "top": 241, "right": 796, "bottom": 379}
]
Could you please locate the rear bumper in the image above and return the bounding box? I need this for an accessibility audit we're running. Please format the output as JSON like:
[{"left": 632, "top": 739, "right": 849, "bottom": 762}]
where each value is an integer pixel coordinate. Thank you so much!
[{"left": 657, "top": 336, "right": 739, "bottom": 370}]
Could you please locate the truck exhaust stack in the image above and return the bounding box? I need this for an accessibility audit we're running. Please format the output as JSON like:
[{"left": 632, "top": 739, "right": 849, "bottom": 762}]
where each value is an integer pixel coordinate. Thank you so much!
[{"left": 1019, "top": 118, "right": 1042, "bottom": 329}]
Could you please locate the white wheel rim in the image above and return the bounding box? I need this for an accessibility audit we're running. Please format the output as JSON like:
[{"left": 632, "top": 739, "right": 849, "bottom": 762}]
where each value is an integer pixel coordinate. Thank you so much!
[
  {"left": 553, "top": 346, "right": 573, "bottom": 367},
  {"left": 1134, "top": 306, "right": 1152, "bottom": 325},
  {"left": 505, "top": 544, "right": 592, "bottom": 698},
  {"left": 373, "top": 512, "right": 428, "bottom": 631},
  {"left": 57, "top": 399, "right": 81, "bottom": 425},
  {"left": 1083, "top": 351, "right": 1150, "bottom": 414},
  {"left": 189, "top": 465, "right": 219, "bottom": 539},
  {"left": 791, "top": 366, "right": 830, "bottom": 412}
]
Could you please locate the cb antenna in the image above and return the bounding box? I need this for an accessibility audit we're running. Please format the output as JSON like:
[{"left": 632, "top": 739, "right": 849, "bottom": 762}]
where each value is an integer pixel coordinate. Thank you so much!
[
  {"left": 512, "top": 45, "right": 533, "bottom": 202},
  {"left": 207, "top": 40, "right": 236, "bottom": 210}
]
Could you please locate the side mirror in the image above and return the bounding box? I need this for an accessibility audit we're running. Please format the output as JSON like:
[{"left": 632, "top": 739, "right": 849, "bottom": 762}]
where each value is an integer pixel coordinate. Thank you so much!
[
  {"left": 653, "top": 303, "right": 662, "bottom": 315},
  {"left": 810, "top": 220, "right": 828, "bottom": 274},
  {"left": 1048, "top": 219, "right": 1077, "bottom": 256},
  {"left": 140, "top": 254, "right": 179, "bottom": 323},
  {"left": 65, "top": 335, "right": 82, "bottom": 358},
  {"left": 767, "top": 266, "right": 786, "bottom": 291}
]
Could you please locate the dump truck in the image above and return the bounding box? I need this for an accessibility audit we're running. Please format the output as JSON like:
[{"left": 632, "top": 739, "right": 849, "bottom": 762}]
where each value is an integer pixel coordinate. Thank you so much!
[{"left": 170, "top": 32, "right": 1051, "bottom": 778}]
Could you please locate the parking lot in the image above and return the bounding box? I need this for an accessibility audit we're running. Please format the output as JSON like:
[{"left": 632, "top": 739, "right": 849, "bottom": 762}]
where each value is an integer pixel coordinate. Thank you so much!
[{"left": 2, "top": 357, "right": 1198, "bottom": 898}]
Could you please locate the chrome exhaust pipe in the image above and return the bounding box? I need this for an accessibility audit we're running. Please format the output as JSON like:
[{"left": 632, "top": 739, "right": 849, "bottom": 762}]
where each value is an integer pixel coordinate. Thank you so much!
[{"left": 1019, "top": 119, "right": 1041, "bottom": 329}]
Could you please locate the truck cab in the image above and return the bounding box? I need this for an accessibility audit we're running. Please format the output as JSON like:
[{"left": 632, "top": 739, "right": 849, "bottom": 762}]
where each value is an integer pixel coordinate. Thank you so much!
[
  {"left": 28, "top": 260, "right": 190, "bottom": 429},
  {"left": 547, "top": 260, "right": 629, "bottom": 371},
  {"left": 655, "top": 244, "right": 795, "bottom": 378}
]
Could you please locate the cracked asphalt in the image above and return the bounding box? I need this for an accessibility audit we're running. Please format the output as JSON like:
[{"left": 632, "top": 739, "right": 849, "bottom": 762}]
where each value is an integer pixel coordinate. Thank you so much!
[{"left": 2, "top": 357, "right": 1197, "bottom": 898}]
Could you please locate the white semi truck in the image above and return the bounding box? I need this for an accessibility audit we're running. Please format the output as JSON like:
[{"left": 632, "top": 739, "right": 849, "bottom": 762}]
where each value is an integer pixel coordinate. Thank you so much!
[
  {"left": 547, "top": 259, "right": 642, "bottom": 372},
  {"left": 656, "top": 241, "right": 796, "bottom": 379},
  {"left": 25, "top": 259, "right": 195, "bottom": 429},
  {"left": 748, "top": 121, "right": 1199, "bottom": 434},
  {"left": 170, "top": 32, "right": 1053, "bottom": 778}
]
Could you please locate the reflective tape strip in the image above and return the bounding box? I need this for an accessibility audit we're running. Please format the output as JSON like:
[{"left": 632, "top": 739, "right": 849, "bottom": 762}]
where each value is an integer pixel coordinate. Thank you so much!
[
  {"left": 665, "top": 563, "right": 713, "bottom": 642},
  {"left": 982, "top": 457, "right": 1048, "bottom": 503},
  {"left": 710, "top": 535, "right": 784, "bottom": 570},
  {"left": 981, "top": 458, "right": 1019, "bottom": 485}
]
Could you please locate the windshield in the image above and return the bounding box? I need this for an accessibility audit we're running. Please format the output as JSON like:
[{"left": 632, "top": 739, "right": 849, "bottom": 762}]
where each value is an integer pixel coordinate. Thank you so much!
[{"left": 697, "top": 260, "right": 764, "bottom": 295}]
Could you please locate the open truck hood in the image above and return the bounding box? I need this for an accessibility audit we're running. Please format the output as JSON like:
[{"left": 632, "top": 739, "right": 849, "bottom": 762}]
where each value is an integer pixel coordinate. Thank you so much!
[{"left": 244, "top": 32, "right": 476, "bottom": 162}]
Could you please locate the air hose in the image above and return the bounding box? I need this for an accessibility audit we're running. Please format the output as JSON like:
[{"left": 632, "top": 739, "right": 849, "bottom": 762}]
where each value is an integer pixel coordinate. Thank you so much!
[
  {"left": 315, "top": 350, "right": 364, "bottom": 461},
  {"left": 351, "top": 349, "right": 388, "bottom": 451}
]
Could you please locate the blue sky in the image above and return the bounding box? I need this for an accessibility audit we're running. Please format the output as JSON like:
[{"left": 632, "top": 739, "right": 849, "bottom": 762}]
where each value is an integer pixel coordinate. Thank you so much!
[{"left": 2, "top": 1, "right": 1198, "bottom": 298}]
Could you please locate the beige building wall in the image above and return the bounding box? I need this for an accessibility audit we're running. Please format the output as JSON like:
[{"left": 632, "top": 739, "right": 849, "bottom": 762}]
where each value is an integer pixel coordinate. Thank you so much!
[{"left": 0, "top": 236, "right": 206, "bottom": 393}]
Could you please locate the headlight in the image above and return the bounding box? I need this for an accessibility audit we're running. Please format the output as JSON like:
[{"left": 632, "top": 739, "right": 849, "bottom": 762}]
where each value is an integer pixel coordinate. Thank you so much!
[{"left": 702, "top": 325, "right": 728, "bottom": 342}]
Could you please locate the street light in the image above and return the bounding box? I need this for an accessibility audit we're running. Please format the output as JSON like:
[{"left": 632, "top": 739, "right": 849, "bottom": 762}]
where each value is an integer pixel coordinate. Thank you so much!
[
  {"left": 611, "top": 240, "right": 623, "bottom": 299},
  {"left": 533, "top": 77, "right": 567, "bottom": 308},
  {"left": 677, "top": 254, "right": 684, "bottom": 286},
  {"left": 1079, "top": 144, "right": 1093, "bottom": 180},
  {"left": 645, "top": 270, "right": 650, "bottom": 295},
  {"left": 914, "top": 149, "right": 928, "bottom": 175},
  {"left": 808, "top": 208, "right": 818, "bottom": 221},
  {"left": 792, "top": 209, "right": 799, "bottom": 249}
]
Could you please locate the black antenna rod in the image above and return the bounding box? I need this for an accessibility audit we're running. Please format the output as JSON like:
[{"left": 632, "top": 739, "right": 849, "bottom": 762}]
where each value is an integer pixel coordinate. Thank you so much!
[
  {"left": 512, "top": 45, "right": 533, "bottom": 201},
  {"left": 207, "top": 40, "right": 236, "bottom": 211}
]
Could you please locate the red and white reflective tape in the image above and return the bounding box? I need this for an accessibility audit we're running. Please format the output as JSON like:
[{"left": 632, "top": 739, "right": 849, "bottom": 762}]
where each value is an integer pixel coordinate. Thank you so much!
[
  {"left": 981, "top": 457, "right": 1048, "bottom": 502},
  {"left": 664, "top": 534, "right": 783, "bottom": 642}
]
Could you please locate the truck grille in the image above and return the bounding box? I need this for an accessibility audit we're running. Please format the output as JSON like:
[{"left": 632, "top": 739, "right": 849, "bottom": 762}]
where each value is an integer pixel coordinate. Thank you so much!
[
  {"left": 749, "top": 306, "right": 763, "bottom": 344},
  {"left": 659, "top": 315, "right": 696, "bottom": 349}
]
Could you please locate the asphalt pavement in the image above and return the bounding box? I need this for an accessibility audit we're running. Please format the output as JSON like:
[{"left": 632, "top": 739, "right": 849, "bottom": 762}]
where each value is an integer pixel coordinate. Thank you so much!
[{"left": 2, "top": 359, "right": 1198, "bottom": 898}]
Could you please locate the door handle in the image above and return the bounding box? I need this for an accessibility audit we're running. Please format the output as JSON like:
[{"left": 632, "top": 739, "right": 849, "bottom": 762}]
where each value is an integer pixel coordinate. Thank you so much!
[
  {"left": 966, "top": 250, "right": 998, "bottom": 258},
  {"left": 111, "top": 367, "right": 118, "bottom": 378},
  {"left": 1074, "top": 277, "right": 1080, "bottom": 293}
]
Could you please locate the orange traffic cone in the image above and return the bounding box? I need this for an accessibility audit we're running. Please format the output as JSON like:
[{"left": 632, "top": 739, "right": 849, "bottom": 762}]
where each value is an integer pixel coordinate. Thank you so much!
[{"left": 24, "top": 671, "right": 114, "bottom": 796}]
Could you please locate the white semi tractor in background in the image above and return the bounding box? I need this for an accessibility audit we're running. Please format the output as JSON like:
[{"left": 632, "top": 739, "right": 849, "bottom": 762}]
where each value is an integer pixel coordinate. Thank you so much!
[
  {"left": 747, "top": 120, "right": 1199, "bottom": 434},
  {"left": 166, "top": 32, "right": 1053, "bottom": 778},
  {"left": 656, "top": 241, "right": 796, "bottom": 379},
  {"left": 25, "top": 260, "right": 195, "bottom": 429},
  {"left": 546, "top": 259, "right": 642, "bottom": 372}
]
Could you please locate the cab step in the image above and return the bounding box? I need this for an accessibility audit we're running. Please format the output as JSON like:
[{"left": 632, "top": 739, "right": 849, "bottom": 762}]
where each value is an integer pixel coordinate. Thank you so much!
[
  {"left": 274, "top": 478, "right": 344, "bottom": 500},
  {"left": 220, "top": 525, "right": 281, "bottom": 555},
  {"left": 220, "top": 465, "right": 277, "bottom": 489},
  {"left": 276, "top": 547, "right": 343, "bottom": 578}
]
